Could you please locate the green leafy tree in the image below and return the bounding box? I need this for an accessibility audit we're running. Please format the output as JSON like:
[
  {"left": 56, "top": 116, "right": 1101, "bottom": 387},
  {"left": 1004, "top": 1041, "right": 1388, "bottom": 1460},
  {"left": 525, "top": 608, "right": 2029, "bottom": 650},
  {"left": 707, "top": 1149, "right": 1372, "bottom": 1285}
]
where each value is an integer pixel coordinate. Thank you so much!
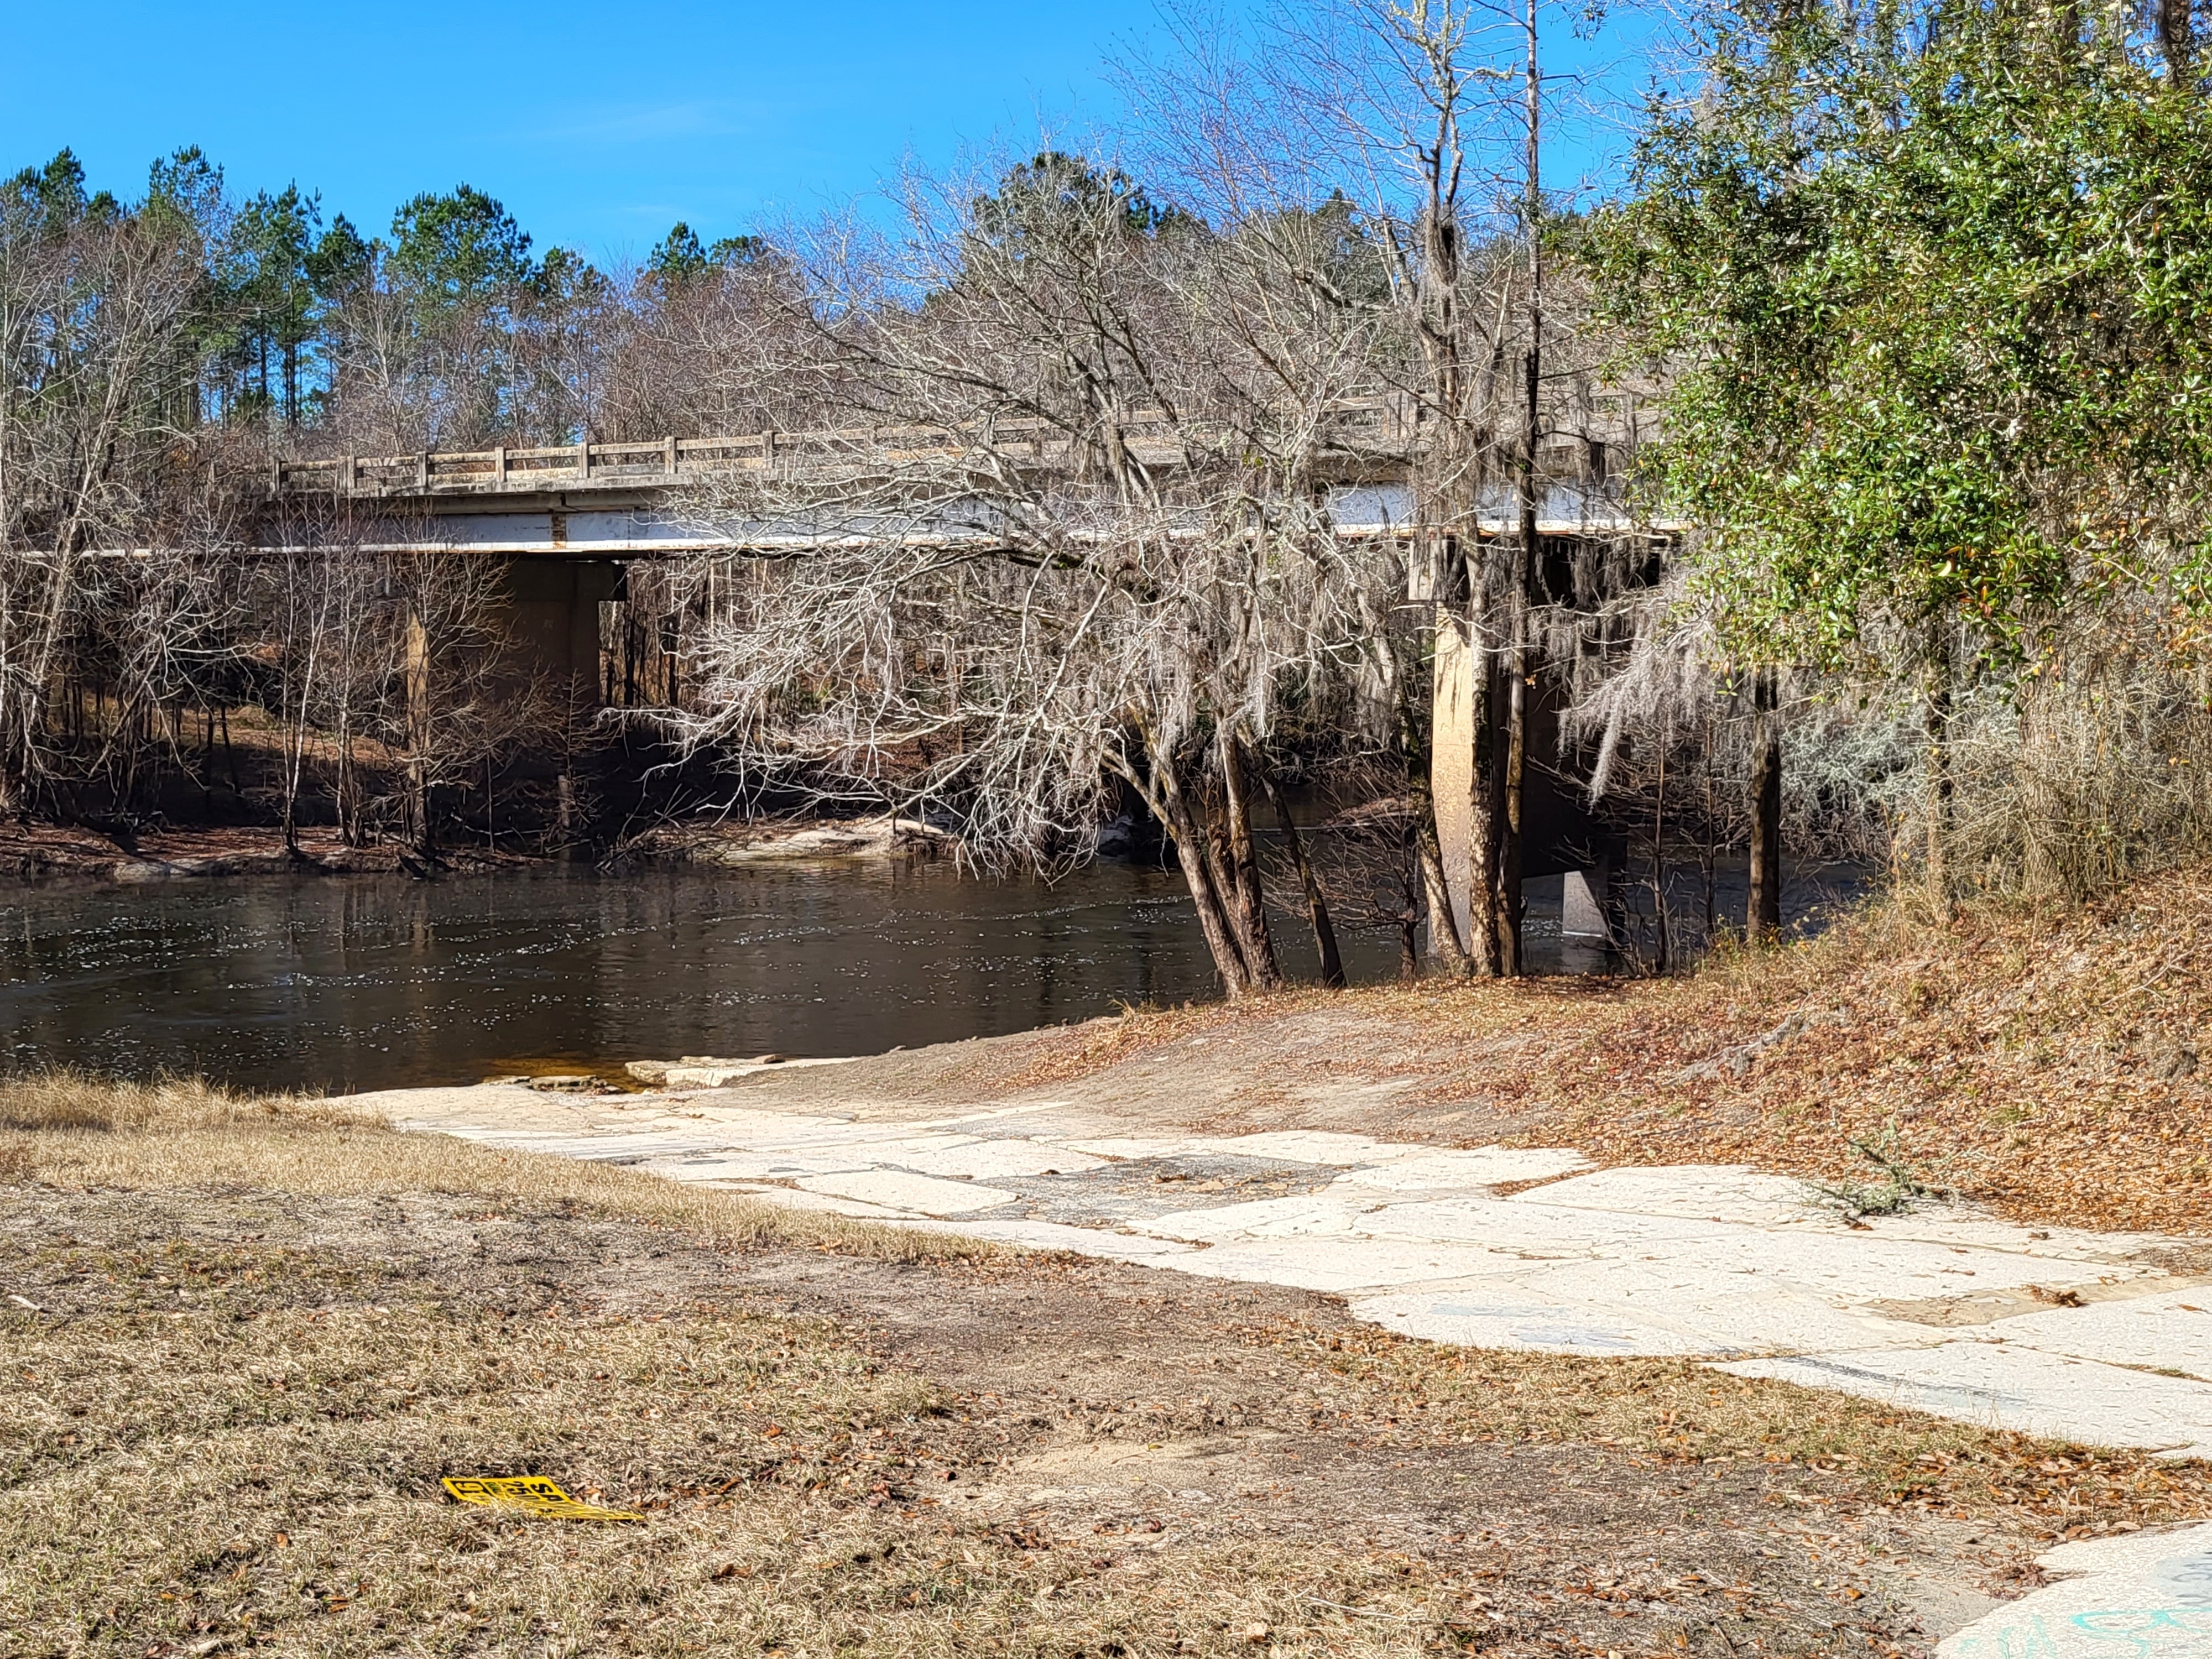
[
  {"left": 1594, "top": 0, "right": 2212, "bottom": 891},
  {"left": 388, "top": 184, "right": 534, "bottom": 308}
]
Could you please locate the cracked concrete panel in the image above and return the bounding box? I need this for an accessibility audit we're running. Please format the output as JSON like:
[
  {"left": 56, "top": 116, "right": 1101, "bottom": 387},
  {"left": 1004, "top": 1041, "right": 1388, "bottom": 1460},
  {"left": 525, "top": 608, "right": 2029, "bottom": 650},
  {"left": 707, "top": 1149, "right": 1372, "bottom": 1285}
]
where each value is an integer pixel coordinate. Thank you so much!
[
  {"left": 1164, "top": 1235, "right": 1547, "bottom": 1293},
  {"left": 1145, "top": 1193, "right": 1380, "bottom": 1243},
  {"left": 1050, "top": 1136, "right": 1213, "bottom": 1162},
  {"left": 1714, "top": 1344, "right": 2212, "bottom": 1457},
  {"left": 851, "top": 1135, "right": 1109, "bottom": 1179},
  {"left": 794, "top": 1168, "right": 1021, "bottom": 1217},
  {"left": 1337, "top": 1146, "right": 1594, "bottom": 1193},
  {"left": 1648, "top": 1229, "right": 2130, "bottom": 1305},
  {"left": 1352, "top": 1284, "right": 1719, "bottom": 1356},
  {"left": 1996, "top": 1293, "right": 2212, "bottom": 1380},
  {"left": 638, "top": 1149, "right": 884, "bottom": 1181},
  {"left": 1348, "top": 1194, "right": 1735, "bottom": 1254},
  {"left": 1180, "top": 1130, "right": 1443, "bottom": 1166},
  {"left": 373, "top": 1083, "right": 593, "bottom": 1129},
  {"left": 435, "top": 1127, "right": 766, "bottom": 1164},
  {"left": 627, "top": 1108, "right": 857, "bottom": 1139},
  {"left": 1938, "top": 1521, "right": 2212, "bottom": 1658},
  {"left": 921, "top": 1217, "right": 1203, "bottom": 1262},
  {"left": 1460, "top": 1256, "right": 1948, "bottom": 1357},
  {"left": 1511, "top": 1165, "right": 1830, "bottom": 1226},
  {"left": 1850, "top": 1211, "right": 2180, "bottom": 1264}
]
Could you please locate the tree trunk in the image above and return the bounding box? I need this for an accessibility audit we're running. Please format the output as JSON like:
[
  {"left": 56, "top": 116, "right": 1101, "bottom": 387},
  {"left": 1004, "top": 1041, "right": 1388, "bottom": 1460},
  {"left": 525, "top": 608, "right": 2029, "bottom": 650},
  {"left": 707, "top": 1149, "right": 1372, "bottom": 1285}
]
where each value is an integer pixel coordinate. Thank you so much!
[
  {"left": 1924, "top": 659, "right": 1953, "bottom": 913},
  {"left": 1120, "top": 728, "right": 1254, "bottom": 999},
  {"left": 1497, "top": 542, "right": 1528, "bottom": 977},
  {"left": 1495, "top": 0, "right": 1545, "bottom": 979},
  {"left": 1464, "top": 544, "right": 1505, "bottom": 977},
  {"left": 1218, "top": 729, "right": 1282, "bottom": 989},
  {"left": 1402, "top": 690, "right": 1472, "bottom": 977},
  {"left": 405, "top": 604, "right": 433, "bottom": 858},
  {"left": 1747, "top": 669, "right": 1782, "bottom": 942},
  {"left": 1255, "top": 759, "right": 1344, "bottom": 989},
  {"left": 2162, "top": 0, "right": 2193, "bottom": 81}
]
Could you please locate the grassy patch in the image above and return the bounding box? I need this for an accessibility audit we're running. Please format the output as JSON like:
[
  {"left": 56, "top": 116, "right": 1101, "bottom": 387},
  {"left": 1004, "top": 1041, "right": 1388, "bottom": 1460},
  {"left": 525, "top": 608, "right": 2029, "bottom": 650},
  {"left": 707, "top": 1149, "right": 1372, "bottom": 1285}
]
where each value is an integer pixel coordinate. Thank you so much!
[
  {"left": 1005, "top": 869, "right": 2212, "bottom": 1234},
  {"left": 0, "top": 1071, "right": 993, "bottom": 1265},
  {"left": 2, "top": 1274, "right": 1408, "bottom": 1658}
]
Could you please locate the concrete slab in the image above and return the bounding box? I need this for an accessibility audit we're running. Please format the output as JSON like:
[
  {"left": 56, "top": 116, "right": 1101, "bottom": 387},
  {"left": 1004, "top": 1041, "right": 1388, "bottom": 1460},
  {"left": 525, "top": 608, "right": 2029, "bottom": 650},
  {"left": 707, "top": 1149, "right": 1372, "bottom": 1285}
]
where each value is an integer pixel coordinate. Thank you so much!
[
  {"left": 1165, "top": 1237, "right": 1545, "bottom": 1295},
  {"left": 1997, "top": 1294, "right": 2212, "bottom": 1381},
  {"left": 1651, "top": 1228, "right": 2127, "bottom": 1305},
  {"left": 1861, "top": 1210, "right": 2181, "bottom": 1265},
  {"left": 393, "top": 1079, "right": 2210, "bottom": 1456},
  {"left": 1052, "top": 1136, "right": 1210, "bottom": 1162},
  {"left": 794, "top": 1169, "right": 1020, "bottom": 1217},
  {"left": 1517, "top": 1165, "right": 1828, "bottom": 1227},
  {"left": 1474, "top": 1256, "right": 1944, "bottom": 1356},
  {"left": 1352, "top": 1284, "right": 1719, "bottom": 1356},
  {"left": 639, "top": 1150, "right": 883, "bottom": 1182},
  {"left": 1337, "top": 1146, "right": 1593, "bottom": 1192},
  {"left": 1183, "top": 1131, "right": 1438, "bottom": 1166},
  {"left": 922, "top": 1218, "right": 1203, "bottom": 1264},
  {"left": 1146, "top": 1194, "right": 1378, "bottom": 1243},
  {"left": 432, "top": 1127, "right": 758, "bottom": 1163},
  {"left": 1938, "top": 1522, "right": 2212, "bottom": 1657},
  {"left": 853, "top": 1136, "right": 1108, "bottom": 1179},
  {"left": 1350, "top": 1194, "right": 1733, "bottom": 1254},
  {"left": 360, "top": 1082, "right": 580, "bottom": 1127},
  {"left": 1715, "top": 1344, "right": 2212, "bottom": 1458}
]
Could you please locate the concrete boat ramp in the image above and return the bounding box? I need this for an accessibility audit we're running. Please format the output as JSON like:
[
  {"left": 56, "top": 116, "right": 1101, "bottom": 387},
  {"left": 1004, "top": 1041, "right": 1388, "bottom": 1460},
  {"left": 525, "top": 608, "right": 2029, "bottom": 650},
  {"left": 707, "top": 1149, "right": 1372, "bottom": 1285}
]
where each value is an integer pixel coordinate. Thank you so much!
[{"left": 363, "top": 1078, "right": 2212, "bottom": 1469}]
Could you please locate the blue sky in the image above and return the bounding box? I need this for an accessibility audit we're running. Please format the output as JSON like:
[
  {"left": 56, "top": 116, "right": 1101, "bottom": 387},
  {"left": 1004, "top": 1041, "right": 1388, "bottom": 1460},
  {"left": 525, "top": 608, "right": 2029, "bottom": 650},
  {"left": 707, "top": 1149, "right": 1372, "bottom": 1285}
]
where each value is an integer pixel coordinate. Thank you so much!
[{"left": 1, "top": 2, "right": 1662, "bottom": 263}]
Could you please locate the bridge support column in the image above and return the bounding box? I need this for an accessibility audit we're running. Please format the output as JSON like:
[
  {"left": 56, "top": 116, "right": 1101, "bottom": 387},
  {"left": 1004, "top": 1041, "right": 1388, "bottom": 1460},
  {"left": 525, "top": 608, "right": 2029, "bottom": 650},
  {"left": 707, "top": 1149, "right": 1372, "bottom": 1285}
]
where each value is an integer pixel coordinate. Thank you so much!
[
  {"left": 494, "top": 558, "right": 618, "bottom": 714},
  {"left": 492, "top": 558, "right": 619, "bottom": 843}
]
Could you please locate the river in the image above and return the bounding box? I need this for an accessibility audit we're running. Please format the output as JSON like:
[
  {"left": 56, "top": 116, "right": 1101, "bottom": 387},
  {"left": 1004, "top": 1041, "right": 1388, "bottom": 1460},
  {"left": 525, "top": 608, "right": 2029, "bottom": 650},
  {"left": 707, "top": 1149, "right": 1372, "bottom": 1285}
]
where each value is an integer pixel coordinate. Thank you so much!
[{"left": 0, "top": 860, "right": 1415, "bottom": 1094}]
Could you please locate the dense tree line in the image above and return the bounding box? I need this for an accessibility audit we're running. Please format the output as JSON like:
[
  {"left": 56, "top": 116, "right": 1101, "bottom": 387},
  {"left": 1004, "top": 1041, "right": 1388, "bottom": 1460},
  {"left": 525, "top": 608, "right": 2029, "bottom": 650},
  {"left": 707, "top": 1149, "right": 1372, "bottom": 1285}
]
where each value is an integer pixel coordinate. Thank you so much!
[{"left": 8, "top": 0, "right": 2212, "bottom": 990}]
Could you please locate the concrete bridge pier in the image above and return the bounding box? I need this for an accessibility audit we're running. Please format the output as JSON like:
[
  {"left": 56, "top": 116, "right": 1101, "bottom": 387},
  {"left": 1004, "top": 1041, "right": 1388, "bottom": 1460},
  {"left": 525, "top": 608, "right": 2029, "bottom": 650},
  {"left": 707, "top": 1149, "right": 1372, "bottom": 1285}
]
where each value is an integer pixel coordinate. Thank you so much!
[
  {"left": 487, "top": 557, "right": 619, "bottom": 842},
  {"left": 1430, "top": 611, "right": 1614, "bottom": 964}
]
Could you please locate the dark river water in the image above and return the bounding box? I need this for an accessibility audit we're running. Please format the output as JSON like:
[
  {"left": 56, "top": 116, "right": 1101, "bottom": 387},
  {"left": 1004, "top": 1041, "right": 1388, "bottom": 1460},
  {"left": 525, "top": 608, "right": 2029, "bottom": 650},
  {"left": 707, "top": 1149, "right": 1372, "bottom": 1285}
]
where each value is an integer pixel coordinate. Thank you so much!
[{"left": 0, "top": 862, "right": 1403, "bottom": 1094}]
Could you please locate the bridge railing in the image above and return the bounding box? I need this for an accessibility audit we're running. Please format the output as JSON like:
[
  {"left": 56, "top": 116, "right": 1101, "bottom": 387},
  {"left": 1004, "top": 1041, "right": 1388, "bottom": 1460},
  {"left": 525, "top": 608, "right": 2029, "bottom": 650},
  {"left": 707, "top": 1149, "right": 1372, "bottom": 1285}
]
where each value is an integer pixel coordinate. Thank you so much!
[{"left": 271, "top": 399, "right": 1415, "bottom": 498}]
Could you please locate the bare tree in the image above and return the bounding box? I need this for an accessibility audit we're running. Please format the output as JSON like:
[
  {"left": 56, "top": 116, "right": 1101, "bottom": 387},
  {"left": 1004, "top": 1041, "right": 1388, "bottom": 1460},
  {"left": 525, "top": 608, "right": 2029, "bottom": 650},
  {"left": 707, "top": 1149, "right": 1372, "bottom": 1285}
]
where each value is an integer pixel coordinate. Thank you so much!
[
  {"left": 0, "top": 158, "right": 217, "bottom": 816},
  {"left": 653, "top": 152, "right": 1398, "bottom": 995}
]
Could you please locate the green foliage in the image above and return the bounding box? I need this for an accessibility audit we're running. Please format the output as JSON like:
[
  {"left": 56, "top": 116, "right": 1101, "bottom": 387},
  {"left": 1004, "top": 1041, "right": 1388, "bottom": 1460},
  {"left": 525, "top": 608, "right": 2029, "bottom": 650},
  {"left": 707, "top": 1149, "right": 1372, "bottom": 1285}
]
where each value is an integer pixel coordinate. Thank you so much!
[
  {"left": 969, "top": 150, "right": 1185, "bottom": 253},
  {"left": 1594, "top": 3, "right": 2212, "bottom": 673},
  {"left": 5, "top": 149, "right": 120, "bottom": 229},
  {"left": 388, "top": 184, "right": 534, "bottom": 306},
  {"left": 647, "top": 221, "right": 770, "bottom": 285}
]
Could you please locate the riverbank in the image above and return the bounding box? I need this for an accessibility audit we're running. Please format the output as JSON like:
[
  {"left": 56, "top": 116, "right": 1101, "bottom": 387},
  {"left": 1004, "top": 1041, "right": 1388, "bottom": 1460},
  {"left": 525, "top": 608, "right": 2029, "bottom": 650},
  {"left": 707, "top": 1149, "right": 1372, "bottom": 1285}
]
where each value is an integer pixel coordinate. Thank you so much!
[
  {"left": 6, "top": 1074, "right": 2205, "bottom": 1658},
  {"left": 343, "top": 869, "right": 2212, "bottom": 1471},
  {"left": 0, "top": 810, "right": 966, "bottom": 886}
]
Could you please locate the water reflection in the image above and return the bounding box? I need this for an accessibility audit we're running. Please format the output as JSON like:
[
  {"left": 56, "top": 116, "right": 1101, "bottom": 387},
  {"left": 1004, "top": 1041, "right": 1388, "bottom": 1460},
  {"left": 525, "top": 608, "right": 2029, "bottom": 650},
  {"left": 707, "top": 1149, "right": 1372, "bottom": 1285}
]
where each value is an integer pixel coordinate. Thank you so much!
[{"left": 0, "top": 863, "right": 1399, "bottom": 1094}]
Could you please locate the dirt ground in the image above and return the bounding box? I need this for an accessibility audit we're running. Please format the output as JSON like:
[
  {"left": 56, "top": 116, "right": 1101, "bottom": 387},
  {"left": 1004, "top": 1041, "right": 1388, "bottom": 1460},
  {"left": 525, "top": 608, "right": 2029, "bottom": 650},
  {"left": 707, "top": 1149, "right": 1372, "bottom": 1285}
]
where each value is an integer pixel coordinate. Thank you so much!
[
  {"left": 12, "top": 1069, "right": 2209, "bottom": 1659},
  {"left": 12, "top": 869, "right": 2212, "bottom": 1656},
  {"left": 5, "top": 1175, "right": 2073, "bottom": 1659}
]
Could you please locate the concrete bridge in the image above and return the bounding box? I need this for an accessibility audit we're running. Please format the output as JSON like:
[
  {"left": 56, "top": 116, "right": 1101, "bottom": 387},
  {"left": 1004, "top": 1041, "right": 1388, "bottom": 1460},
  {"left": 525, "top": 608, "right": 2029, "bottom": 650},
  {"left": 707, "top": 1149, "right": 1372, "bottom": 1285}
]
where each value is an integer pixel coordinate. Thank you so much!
[{"left": 262, "top": 411, "right": 1655, "bottom": 942}]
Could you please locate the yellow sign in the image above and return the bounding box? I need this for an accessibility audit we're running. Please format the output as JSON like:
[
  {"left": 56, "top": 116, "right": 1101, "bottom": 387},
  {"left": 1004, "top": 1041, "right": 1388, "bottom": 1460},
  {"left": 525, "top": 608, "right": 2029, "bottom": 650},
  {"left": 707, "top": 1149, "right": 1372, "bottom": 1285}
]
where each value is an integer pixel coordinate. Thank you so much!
[{"left": 441, "top": 1476, "right": 642, "bottom": 1521}]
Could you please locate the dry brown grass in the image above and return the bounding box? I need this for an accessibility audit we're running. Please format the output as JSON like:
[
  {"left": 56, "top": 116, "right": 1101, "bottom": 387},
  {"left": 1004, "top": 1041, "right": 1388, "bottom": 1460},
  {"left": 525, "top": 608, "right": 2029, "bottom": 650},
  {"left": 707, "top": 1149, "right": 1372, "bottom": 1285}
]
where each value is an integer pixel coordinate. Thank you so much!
[
  {"left": 0, "top": 1080, "right": 1596, "bottom": 1659},
  {"left": 1004, "top": 867, "right": 2212, "bottom": 1234},
  {"left": 0, "top": 1071, "right": 994, "bottom": 1265},
  {"left": 1, "top": 1267, "right": 1439, "bottom": 1658},
  {"left": 9, "top": 1065, "right": 2212, "bottom": 1655}
]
